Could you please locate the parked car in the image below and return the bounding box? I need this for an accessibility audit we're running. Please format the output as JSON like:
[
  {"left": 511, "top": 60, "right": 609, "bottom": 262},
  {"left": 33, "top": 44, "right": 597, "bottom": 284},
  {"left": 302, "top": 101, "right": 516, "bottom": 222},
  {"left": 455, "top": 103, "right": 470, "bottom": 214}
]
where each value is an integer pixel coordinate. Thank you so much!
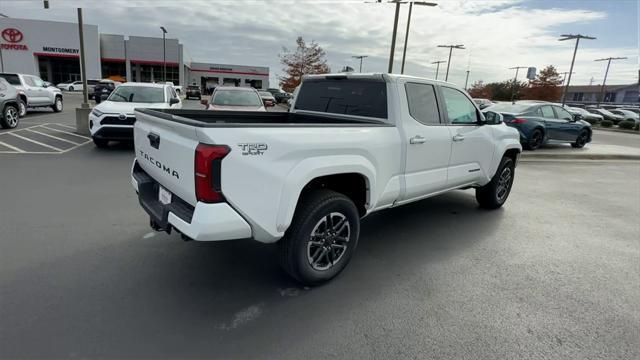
[
  {"left": 587, "top": 108, "right": 625, "bottom": 124},
  {"left": 274, "top": 92, "right": 292, "bottom": 104},
  {"left": 609, "top": 109, "right": 639, "bottom": 124},
  {"left": 185, "top": 85, "right": 202, "bottom": 100},
  {"left": 0, "top": 73, "right": 63, "bottom": 116},
  {"left": 57, "top": 80, "right": 84, "bottom": 91},
  {"left": 620, "top": 108, "right": 639, "bottom": 115},
  {"left": 486, "top": 102, "right": 592, "bottom": 149},
  {"left": 473, "top": 98, "right": 493, "bottom": 110},
  {"left": 0, "top": 78, "right": 21, "bottom": 129},
  {"left": 93, "top": 79, "right": 120, "bottom": 104},
  {"left": 89, "top": 82, "right": 181, "bottom": 148},
  {"left": 130, "top": 73, "right": 522, "bottom": 285},
  {"left": 566, "top": 106, "right": 603, "bottom": 123},
  {"left": 258, "top": 91, "right": 276, "bottom": 107},
  {"left": 200, "top": 86, "right": 266, "bottom": 111},
  {"left": 165, "top": 81, "right": 182, "bottom": 95}
]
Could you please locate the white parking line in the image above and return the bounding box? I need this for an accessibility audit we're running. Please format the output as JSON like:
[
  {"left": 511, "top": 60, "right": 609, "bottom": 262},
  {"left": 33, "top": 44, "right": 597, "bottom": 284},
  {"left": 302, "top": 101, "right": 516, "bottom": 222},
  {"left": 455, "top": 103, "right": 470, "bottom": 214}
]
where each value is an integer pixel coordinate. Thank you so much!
[
  {"left": 49, "top": 123, "right": 77, "bottom": 131},
  {"left": 41, "top": 125, "right": 91, "bottom": 140},
  {"left": 0, "top": 140, "right": 26, "bottom": 153},
  {"left": 25, "top": 128, "right": 80, "bottom": 145},
  {"left": 7, "top": 132, "right": 63, "bottom": 152},
  {"left": 0, "top": 124, "right": 46, "bottom": 134}
]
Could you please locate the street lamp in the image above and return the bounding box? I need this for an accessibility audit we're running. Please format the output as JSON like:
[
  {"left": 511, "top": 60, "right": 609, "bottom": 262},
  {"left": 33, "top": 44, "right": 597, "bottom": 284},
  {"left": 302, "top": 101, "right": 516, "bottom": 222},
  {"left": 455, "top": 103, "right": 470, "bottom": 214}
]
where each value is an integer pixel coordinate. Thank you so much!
[
  {"left": 160, "top": 26, "right": 167, "bottom": 83},
  {"left": 437, "top": 44, "right": 465, "bottom": 82},
  {"left": 431, "top": 60, "right": 446, "bottom": 80},
  {"left": 558, "top": 34, "right": 596, "bottom": 106},
  {"left": 352, "top": 55, "right": 368, "bottom": 72},
  {"left": 509, "top": 66, "right": 529, "bottom": 103},
  {"left": 559, "top": 71, "right": 575, "bottom": 85},
  {"left": 400, "top": 1, "right": 437, "bottom": 74},
  {"left": 594, "top": 57, "right": 627, "bottom": 105}
]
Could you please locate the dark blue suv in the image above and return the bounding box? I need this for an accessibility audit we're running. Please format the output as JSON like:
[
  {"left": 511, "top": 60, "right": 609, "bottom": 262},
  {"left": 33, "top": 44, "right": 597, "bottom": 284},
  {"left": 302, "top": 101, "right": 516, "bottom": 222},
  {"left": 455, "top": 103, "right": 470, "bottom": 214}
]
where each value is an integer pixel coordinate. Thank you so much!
[{"left": 485, "top": 102, "right": 592, "bottom": 150}]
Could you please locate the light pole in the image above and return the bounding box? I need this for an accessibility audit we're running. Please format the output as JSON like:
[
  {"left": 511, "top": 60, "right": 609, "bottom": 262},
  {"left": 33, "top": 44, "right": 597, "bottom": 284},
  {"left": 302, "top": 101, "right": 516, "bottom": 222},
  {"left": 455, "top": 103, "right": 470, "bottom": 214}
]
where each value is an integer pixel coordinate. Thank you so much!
[
  {"left": 464, "top": 70, "right": 470, "bottom": 90},
  {"left": 431, "top": 60, "right": 446, "bottom": 80},
  {"left": 160, "top": 26, "right": 167, "bottom": 83},
  {"left": 559, "top": 34, "right": 596, "bottom": 106},
  {"left": 437, "top": 44, "right": 464, "bottom": 82},
  {"left": 509, "top": 66, "right": 528, "bottom": 103},
  {"left": 594, "top": 57, "right": 627, "bottom": 105},
  {"left": 352, "top": 55, "right": 368, "bottom": 72},
  {"left": 400, "top": 1, "right": 437, "bottom": 74},
  {"left": 387, "top": 1, "right": 401, "bottom": 73},
  {"left": 559, "top": 71, "right": 575, "bottom": 85}
]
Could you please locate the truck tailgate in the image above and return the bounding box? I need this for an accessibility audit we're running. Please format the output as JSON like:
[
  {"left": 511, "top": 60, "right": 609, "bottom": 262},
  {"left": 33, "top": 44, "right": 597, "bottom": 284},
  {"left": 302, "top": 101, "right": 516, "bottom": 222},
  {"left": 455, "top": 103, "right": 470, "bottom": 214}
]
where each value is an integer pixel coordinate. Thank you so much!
[{"left": 134, "top": 109, "right": 200, "bottom": 206}]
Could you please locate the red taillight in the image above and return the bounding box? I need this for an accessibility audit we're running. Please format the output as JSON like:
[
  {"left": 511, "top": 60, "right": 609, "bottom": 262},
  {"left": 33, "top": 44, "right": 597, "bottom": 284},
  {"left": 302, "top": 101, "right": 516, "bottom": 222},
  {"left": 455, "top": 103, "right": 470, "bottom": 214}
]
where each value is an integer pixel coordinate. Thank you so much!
[
  {"left": 195, "top": 143, "right": 230, "bottom": 203},
  {"left": 510, "top": 118, "right": 527, "bottom": 124}
]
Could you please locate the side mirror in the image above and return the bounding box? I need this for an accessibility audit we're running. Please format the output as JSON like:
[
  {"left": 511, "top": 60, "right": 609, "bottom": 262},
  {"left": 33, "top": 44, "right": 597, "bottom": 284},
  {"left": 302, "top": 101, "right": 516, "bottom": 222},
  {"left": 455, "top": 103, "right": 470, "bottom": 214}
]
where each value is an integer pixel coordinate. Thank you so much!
[
  {"left": 200, "top": 99, "right": 209, "bottom": 107},
  {"left": 169, "top": 97, "right": 180, "bottom": 105},
  {"left": 572, "top": 113, "right": 582, "bottom": 122},
  {"left": 483, "top": 111, "right": 503, "bottom": 125}
]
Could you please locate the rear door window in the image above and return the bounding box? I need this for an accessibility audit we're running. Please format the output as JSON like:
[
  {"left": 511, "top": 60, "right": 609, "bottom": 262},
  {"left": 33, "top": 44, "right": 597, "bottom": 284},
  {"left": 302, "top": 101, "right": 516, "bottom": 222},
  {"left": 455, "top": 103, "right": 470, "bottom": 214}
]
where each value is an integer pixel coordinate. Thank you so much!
[
  {"left": 540, "top": 105, "right": 555, "bottom": 118},
  {"left": 405, "top": 82, "right": 440, "bottom": 125},
  {"left": 294, "top": 78, "right": 387, "bottom": 119}
]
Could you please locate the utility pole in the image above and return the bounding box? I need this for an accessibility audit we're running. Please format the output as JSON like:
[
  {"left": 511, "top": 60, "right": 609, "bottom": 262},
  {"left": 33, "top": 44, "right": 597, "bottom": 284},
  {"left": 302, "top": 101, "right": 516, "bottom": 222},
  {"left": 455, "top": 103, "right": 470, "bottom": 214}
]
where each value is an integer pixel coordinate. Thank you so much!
[
  {"left": 431, "top": 60, "right": 446, "bottom": 80},
  {"left": 400, "top": 1, "right": 437, "bottom": 74},
  {"left": 594, "top": 57, "right": 627, "bottom": 105},
  {"left": 559, "top": 34, "right": 596, "bottom": 106},
  {"left": 464, "top": 70, "right": 470, "bottom": 90},
  {"left": 559, "top": 71, "right": 574, "bottom": 85},
  {"left": 160, "top": 26, "right": 167, "bottom": 83},
  {"left": 437, "top": 44, "right": 465, "bottom": 82},
  {"left": 352, "top": 55, "right": 368, "bottom": 72},
  {"left": 77, "top": 8, "right": 88, "bottom": 107},
  {"left": 388, "top": 1, "right": 401, "bottom": 73},
  {"left": 509, "top": 66, "right": 528, "bottom": 103}
]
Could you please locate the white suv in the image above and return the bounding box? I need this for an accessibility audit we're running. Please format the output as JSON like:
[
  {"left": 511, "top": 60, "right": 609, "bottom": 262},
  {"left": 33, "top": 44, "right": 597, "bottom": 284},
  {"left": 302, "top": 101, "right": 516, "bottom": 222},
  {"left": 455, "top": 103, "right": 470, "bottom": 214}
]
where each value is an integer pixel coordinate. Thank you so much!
[{"left": 0, "top": 73, "right": 63, "bottom": 117}]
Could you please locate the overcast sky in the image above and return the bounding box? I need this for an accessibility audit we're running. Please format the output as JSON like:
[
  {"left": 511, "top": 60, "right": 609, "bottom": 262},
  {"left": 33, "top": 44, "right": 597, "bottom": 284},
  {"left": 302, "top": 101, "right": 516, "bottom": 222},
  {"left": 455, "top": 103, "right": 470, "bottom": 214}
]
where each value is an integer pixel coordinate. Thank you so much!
[{"left": 1, "top": 0, "right": 637, "bottom": 88}]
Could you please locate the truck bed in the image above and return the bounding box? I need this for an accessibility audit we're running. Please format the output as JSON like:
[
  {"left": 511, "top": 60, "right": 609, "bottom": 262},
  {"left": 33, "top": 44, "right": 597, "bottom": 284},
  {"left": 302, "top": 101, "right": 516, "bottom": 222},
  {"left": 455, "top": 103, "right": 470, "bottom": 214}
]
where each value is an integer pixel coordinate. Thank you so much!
[{"left": 135, "top": 108, "right": 392, "bottom": 127}]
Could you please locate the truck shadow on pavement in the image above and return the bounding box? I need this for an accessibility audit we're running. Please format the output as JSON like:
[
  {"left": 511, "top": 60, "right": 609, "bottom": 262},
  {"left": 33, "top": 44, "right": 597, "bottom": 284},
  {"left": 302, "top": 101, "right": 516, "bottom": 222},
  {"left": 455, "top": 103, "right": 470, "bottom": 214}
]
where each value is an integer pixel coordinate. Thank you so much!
[{"left": 0, "top": 190, "right": 505, "bottom": 357}]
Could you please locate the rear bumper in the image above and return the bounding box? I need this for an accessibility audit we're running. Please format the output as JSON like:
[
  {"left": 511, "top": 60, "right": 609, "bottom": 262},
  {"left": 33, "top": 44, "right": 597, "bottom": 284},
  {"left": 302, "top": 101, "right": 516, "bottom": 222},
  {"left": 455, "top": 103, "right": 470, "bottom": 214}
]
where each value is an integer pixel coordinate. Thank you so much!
[{"left": 131, "top": 160, "right": 252, "bottom": 241}]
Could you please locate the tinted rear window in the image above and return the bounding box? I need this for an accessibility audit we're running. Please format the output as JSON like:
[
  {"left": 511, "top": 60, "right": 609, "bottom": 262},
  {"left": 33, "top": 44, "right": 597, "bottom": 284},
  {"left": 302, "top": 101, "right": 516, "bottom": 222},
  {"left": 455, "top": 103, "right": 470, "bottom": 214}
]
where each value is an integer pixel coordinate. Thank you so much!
[
  {"left": 294, "top": 78, "right": 387, "bottom": 119},
  {"left": 0, "top": 74, "right": 21, "bottom": 86}
]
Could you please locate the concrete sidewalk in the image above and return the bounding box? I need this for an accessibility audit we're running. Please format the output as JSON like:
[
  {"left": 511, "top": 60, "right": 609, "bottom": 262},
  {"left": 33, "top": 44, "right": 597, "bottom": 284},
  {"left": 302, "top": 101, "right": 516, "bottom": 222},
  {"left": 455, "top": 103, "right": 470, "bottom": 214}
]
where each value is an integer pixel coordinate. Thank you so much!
[{"left": 520, "top": 143, "right": 640, "bottom": 161}]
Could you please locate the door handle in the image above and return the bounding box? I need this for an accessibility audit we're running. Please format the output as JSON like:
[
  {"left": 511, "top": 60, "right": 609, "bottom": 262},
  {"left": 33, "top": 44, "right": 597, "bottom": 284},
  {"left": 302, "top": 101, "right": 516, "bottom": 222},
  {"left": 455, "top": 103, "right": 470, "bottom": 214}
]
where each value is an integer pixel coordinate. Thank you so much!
[
  {"left": 452, "top": 134, "right": 465, "bottom": 142},
  {"left": 409, "top": 135, "right": 426, "bottom": 144}
]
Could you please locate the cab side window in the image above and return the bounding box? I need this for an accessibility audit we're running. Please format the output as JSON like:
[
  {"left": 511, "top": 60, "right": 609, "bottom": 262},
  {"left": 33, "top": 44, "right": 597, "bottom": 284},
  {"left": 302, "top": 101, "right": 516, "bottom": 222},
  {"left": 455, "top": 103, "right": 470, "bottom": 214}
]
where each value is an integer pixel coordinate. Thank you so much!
[
  {"left": 540, "top": 105, "right": 555, "bottom": 118},
  {"left": 405, "top": 82, "right": 440, "bottom": 125},
  {"left": 32, "top": 77, "right": 44, "bottom": 87},
  {"left": 441, "top": 87, "right": 478, "bottom": 125}
]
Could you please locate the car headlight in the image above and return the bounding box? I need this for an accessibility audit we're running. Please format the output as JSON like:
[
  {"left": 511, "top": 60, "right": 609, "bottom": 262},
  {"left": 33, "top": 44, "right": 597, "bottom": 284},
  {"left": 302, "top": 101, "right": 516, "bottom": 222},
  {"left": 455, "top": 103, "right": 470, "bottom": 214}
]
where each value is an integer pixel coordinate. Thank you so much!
[{"left": 91, "top": 109, "right": 104, "bottom": 117}]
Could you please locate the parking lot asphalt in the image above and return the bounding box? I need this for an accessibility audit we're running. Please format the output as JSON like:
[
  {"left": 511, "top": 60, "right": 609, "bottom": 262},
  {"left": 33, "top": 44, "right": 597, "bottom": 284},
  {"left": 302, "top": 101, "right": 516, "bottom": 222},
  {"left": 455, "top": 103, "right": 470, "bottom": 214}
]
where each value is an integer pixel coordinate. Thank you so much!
[{"left": 0, "top": 94, "right": 639, "bottom": 359}]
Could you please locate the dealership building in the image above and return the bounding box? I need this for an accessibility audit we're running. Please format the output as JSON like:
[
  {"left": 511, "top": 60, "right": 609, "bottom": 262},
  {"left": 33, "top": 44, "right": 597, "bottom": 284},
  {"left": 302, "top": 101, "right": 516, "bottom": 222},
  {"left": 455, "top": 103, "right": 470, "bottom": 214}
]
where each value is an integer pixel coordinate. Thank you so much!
[{"left": 0, "top": 17, "right": 269, "bottom": 89}]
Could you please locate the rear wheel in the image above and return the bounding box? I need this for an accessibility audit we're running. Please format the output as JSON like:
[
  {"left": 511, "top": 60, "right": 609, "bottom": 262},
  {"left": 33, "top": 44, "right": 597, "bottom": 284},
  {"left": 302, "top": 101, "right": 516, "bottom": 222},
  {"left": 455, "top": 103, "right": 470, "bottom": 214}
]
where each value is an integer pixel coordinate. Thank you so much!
[
  {"left": 571, "top": 130, "right": 589, "bottom": 148},
  {"left": 525, "top": 129, "right": 543, "bottom": 150},
  {"left": 18, "top": 100, "right": 27, "bottom": 117},
  {"left": 0, "top": 104, "right": 20, "bottom": 129},
  {"left": 93, "top": 138, "right": 109, "bottom": 148},
  {"left": 278, "top": 189, "right": 360, "bottom": 286},
  {"left": 68, "top": 86, "right": 74, "bottom": 91},
  {"left": 476, "top": 157, "right": 515, "bottom": 209}
]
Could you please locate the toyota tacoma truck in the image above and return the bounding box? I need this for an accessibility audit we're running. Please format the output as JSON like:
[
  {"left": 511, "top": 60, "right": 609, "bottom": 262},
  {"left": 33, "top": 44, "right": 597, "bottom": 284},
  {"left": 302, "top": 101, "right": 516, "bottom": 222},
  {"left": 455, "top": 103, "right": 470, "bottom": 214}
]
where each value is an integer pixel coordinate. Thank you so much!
[{"left": 131, "top": 73, "right": 522, "bottom": 285}]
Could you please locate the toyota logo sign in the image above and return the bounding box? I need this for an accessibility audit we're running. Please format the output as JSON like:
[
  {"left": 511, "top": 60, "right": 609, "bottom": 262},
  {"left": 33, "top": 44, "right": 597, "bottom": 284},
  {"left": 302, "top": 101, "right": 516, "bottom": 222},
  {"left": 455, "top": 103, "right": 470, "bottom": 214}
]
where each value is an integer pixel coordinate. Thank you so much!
[{"left": 2, "top": 28, "right": 23, "bottom": 43}]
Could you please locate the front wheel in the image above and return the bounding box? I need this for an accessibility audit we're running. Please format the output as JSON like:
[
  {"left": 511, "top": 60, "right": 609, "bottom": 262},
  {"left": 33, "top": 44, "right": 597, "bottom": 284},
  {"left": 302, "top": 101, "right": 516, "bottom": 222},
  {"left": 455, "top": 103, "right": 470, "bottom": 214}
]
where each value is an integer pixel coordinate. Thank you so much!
[
  {"left": 525, "top": 129, "right": 543, "bottom": 150},
  {"left": 51, "top": 97, "right": 63, "bottom": 112},
  {"left": 0, "top": 104, "right": 20, "bottom": 129},
  {"left": 476, "top": 156, "right": 516, "bottom": 209},
  {"left": 571, "top": 130, "right": 589, "bottom": 148},
  {"left": 278, "top": 189, "right": 360, "bottom": 286}
]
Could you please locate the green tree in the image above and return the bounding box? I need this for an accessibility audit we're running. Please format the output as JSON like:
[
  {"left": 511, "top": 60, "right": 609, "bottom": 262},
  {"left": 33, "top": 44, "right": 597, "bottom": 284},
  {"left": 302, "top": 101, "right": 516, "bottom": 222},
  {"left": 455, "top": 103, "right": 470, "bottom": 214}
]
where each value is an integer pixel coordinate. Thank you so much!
[{"left": 522, "top": 65, "right": 563, "bottom": 101}]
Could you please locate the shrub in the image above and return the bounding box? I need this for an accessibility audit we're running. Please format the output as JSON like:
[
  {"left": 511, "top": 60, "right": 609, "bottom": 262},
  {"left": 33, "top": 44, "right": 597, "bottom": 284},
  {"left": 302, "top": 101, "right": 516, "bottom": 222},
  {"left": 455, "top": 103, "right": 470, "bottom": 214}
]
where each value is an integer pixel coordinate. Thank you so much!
[
  {"left": 583, "top": 117, "right": 598, "bottom": 125},
  {"left": 618, "top": 120, "right": 635, "bottom": 130},
  {"left": 601, "top": 119, "right": 613, "bottom": 127}
]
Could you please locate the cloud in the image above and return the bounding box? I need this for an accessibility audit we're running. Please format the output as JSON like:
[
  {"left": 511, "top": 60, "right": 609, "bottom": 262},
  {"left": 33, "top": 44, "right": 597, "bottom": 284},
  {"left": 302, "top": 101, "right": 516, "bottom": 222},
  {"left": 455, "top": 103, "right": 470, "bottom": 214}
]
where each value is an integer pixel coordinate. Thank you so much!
[{"left": 0, "top": 0, "right": 636, "bottom": 87}]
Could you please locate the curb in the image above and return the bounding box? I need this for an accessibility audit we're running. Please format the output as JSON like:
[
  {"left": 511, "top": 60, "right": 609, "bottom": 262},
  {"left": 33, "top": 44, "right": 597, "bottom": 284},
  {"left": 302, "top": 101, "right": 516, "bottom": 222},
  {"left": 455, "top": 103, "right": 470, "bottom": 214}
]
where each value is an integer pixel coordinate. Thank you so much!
[
  {"left": 593, "top": 127, "right": 640, "bottom": 135},
  {"left": 521, "top": 153, "right": 640, "bottom": 161}
]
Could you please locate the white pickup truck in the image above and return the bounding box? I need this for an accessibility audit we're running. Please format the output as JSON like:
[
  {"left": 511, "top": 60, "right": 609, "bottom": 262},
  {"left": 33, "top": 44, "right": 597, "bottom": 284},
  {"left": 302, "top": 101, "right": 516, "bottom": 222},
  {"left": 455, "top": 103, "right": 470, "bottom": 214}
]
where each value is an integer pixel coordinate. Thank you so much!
[{"left": 131, "top": 73, "right": 522, "bottom": 285}]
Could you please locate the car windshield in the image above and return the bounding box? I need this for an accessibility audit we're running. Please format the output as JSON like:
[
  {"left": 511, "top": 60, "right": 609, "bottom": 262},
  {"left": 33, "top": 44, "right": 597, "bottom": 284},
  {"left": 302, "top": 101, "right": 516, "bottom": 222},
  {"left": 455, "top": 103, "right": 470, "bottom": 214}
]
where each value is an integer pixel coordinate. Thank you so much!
[
  {"left": 212, "top": 90, "right": 262, "bottom": 106},
  {"left": 259, "top": 91, "right": 272, "bottom": 97},
  {"left": 187, "top": 86, "right": 199, "bottom": 90},
  {"left": 485, "top": 103, "right": 533, "bottom": 113},
  {"left": 0, "top": 74, "right": 21, "bottom": 86},
  {"left": 107, "top": 86, "right": 165, "bottom": 103}
]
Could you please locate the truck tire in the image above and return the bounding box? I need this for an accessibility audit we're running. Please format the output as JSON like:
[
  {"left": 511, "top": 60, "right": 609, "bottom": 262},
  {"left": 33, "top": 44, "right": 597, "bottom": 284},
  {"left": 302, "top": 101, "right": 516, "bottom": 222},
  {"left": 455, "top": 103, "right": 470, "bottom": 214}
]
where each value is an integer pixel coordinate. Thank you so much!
[
  {"left": 476, "top": 156, "right": 515, "bottom": 209},
  {"left": 18, "top": 100, "right": 27, "bottom": 117},
  {"left": 51, "top": 97, "right": 63, "bottom": 112},
  {"left": 0, "top": 104, "right": 20, "bottom": 129},
  {"left": 93, "top": 137, "right": 109, "bottom": 148},
  {"left": 278, "top": 189, "right": 360, "bottom": 286}
]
